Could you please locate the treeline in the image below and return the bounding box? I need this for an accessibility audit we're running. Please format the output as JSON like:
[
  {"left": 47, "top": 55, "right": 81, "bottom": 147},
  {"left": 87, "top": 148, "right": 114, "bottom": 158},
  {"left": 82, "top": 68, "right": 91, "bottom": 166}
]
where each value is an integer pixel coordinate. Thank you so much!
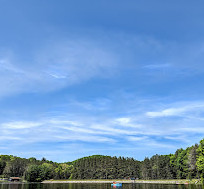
[
  {"left": 1, "top": 139, "right": 204, "bottom": 182},
  {"left": 70, "top": 155, "right": 140, "bottom": 179},
  {"left": 0, "top": 156, "right": 72, "bottom": 182}
]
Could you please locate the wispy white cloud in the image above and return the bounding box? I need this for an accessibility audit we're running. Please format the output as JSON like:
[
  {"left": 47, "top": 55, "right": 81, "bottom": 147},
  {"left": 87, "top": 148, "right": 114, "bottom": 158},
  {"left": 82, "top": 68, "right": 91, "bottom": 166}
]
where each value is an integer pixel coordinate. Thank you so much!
[
  {"left": 1, "top": 98, "right": 204, "bottom": 161},
  {"left": 0, "top": 39, "right": 118, "bottom": 97},
  {"left": 146, "top": 107, "right": 186, "bottom": 117},
  {"left": 164, "top": 135, "right": 190, "bottom": 143},
  {"left": 2, "top": 100, "right": 204, "bottom": 147},
  {"left": 67, "top": 98, "right": 112, "bottom": 111},
  {"left": 0, "top": 58, "right": 25, "bottom": 74},
  {"left": 1, "top": 34, "right": 204, "bottom": 99},
  {"left": 114, "top": 117, "right": 142, "bottom": 128},
  {"left": 2, "top": 121, "right": 42, "bottom": 129},
  {"left": 90, "top": 123, "right": 141, "bottom": 135},
  {"left": 2, "top": 100, "right": 203, "bottom": 147},
  {"left": 48, "top": 73, "right": 67, "bottom": 79},
  {"left": 146, "top": 102, "right": 204, "bottom": 118},
  {"left": 49, "top": 119, "right": 82, "bottom": 126},
  {"left": 144, "top": 141, "right": 176, "bottom": 149},
  {"left": 0, "top": 136, "right": 21, "bottom": 141},
  {"left": 143, "top": 63, "right": 172, "bottom": 69},
  {"left": 55, "top": 135, "right": 116, "bottom": 143},
  {"left": 127, "top": 136, "right": 148, "bottom": 141}
]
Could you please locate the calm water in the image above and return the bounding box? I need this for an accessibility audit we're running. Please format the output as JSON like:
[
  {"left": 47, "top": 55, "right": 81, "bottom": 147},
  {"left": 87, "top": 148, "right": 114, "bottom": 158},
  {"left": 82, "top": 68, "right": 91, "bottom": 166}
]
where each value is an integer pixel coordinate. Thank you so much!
[{"left": 0, "top": 183, "right": 204, "bottom": 189}]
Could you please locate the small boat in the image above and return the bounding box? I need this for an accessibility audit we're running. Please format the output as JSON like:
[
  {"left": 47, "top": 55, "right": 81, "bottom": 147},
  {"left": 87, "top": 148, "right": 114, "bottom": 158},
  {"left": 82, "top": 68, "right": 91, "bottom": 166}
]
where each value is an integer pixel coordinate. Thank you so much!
[{"left": 111, "top": 182, "right": 122, "bottom": 187}]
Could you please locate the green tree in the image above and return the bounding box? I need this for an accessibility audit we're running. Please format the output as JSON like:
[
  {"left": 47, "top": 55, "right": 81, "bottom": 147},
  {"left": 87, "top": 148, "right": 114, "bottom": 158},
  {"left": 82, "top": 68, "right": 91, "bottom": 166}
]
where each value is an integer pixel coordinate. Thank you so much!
[
  {"left": 3, "top": 156, "right": 27, "bottom": 177},
  {"left": 55, "top": 164, "right": 72, "bottom": 179},
  {"left": 24, "top": 165, "right": 43, "bottom": 182},
  {"left": 196, "top": 139, "right": 204, "bottom": 180},
  {"left": 39, "top": 163, "right": 55, "bottom": 180},
  {"left": 141, "top": 157, "right": 151, "bottom": 179},
  {"left": 0, "top": 160, "right": 6, "bottom": 175},
  {"left": 187, "top": 145, "right": 198, "bottom": 179}
]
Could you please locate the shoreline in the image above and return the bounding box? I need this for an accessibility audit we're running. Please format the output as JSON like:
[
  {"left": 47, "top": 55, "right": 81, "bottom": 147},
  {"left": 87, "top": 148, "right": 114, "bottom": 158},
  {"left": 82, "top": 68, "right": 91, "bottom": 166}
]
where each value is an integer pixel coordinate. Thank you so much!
[{"left": 42, "top": 179, "right": 198, "bottom": 184}]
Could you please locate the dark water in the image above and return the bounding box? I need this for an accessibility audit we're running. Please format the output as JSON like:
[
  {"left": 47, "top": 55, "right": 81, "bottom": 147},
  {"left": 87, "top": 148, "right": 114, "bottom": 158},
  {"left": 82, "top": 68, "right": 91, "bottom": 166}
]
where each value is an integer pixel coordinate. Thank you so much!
[{"left": 0, "top": 183, "right": 204, "bottom": 189}]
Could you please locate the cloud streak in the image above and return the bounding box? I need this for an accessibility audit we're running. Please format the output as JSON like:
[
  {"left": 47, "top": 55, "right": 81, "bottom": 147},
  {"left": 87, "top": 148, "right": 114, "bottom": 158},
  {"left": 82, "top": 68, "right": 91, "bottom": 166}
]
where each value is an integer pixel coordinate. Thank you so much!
[
  {"left": 1, "top": 98, "right": 204, "bottom": 161},
  {"left": 1, "top": 100, "right": 204, "bottom": 152},
  {"left": 0, "top": 38, "right": 118, "bottom": 97},
  {"left": 146, "top": 102, "right": 204, "bottom": 118}
]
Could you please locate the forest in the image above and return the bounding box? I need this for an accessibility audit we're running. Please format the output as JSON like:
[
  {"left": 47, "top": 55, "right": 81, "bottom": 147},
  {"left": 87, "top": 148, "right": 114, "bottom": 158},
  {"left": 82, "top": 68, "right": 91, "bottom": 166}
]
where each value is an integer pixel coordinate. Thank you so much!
[{"left": 1, "top": 139, "right": 204, "bottom": 182}]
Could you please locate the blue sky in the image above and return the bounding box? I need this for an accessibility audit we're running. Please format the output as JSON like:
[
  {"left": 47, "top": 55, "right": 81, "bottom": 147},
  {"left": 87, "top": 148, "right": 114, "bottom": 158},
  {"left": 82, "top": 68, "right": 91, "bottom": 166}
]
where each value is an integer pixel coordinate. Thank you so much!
[{"left": 1, "top": 0, "right": 204, "bottom": 162}]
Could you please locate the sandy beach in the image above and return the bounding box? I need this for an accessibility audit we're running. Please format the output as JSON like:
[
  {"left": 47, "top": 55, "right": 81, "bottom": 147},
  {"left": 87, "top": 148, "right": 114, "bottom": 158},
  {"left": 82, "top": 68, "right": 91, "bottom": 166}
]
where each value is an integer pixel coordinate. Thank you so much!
[{"left": 42, "top": 180, "right": 187, "bottom": 184}]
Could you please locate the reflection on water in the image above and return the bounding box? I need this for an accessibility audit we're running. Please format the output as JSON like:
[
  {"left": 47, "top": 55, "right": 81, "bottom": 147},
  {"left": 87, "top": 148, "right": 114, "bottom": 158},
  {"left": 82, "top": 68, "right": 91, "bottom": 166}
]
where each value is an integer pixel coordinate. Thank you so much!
[{"left": 0, "top": 183, "right": 204, "bottom": 189}]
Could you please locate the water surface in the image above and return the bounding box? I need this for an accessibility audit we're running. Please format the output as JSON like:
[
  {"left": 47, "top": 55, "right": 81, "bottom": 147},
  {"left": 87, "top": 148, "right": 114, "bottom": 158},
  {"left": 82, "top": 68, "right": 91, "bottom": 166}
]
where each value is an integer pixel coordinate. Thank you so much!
[{"left": 0, "top": 183, "right": 203, "bottom": 189}]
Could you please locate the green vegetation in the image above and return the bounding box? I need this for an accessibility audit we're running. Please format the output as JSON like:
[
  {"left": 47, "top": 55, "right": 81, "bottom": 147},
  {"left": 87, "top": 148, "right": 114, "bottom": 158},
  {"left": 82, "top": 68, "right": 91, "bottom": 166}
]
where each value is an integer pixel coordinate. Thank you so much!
[
  {"left": 1, "top": 139, "right": 204, "bottom": 182},
  {"left": 70, "top": 155, "right": 140, "bottom": 179}
]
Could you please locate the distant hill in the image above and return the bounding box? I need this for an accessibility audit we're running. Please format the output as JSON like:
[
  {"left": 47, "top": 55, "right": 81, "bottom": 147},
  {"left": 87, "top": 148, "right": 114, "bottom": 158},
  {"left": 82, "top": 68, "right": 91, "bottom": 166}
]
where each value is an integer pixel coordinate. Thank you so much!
[{"left": 0, "top": 139, "right": 204, "bottom": 181}]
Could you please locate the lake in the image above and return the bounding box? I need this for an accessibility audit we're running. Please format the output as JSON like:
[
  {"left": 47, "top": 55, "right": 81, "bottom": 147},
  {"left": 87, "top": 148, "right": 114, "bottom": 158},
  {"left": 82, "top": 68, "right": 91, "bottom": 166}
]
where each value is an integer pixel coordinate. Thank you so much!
[{"left": 0, "top": 183, "right": 203, "bottom": 189}]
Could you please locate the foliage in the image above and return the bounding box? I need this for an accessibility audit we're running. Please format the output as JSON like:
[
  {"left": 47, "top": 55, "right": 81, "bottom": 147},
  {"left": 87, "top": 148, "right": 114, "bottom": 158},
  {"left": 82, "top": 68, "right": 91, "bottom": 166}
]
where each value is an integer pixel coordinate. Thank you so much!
[
  {"left": 71, "top": 155, "right": 140, "bottom": 179},
  {"left": 24, "top": 165, "right": 43, "bottom": 182},
  {"left": 1, "top": 139, "right": 204, "bottom": 181}
]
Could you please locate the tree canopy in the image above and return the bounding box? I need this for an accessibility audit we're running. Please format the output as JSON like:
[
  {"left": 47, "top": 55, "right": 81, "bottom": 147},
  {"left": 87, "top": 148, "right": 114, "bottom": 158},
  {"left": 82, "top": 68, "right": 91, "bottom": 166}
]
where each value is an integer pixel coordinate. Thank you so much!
[{"left": 1, "top": 139, "right": 204, "bottom": 181}]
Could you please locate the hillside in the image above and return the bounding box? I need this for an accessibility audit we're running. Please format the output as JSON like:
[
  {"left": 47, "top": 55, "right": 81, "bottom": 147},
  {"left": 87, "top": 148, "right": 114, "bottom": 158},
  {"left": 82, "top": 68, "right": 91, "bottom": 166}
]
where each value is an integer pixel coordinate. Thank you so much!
[{"left": 0, "top": 139, "right": 204, "bottom": 182}]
